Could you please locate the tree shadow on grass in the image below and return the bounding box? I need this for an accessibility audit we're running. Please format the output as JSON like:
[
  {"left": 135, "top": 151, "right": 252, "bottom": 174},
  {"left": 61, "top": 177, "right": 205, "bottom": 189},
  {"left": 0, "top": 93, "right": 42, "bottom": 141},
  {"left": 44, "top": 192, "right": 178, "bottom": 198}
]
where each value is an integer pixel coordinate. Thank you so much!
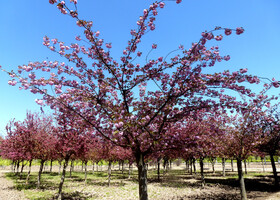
[
  {"left": 205, "top": 176, "right": 280, "bottom": 192},
  {"left": 85, "top": 179, "right": 126, "bottom": 187},
  {"left": 30, "top": 191, "right": 95, "bottom": 200}
]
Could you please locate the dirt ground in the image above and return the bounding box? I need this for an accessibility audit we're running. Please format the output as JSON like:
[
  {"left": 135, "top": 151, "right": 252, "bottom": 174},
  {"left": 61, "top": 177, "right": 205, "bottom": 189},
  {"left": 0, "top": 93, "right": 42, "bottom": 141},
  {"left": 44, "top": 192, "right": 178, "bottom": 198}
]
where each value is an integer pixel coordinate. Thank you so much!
[{"left": 0, "top": 162, "right": 280, "bottom": 200}]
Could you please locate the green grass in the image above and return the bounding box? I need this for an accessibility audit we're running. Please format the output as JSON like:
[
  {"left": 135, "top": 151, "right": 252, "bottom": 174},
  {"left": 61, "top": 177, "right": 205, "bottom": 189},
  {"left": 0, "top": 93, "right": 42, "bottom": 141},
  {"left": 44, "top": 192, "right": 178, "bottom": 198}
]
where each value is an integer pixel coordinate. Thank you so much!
[
  {"left": 4, "top": 165, "right": 278, "bottom": 200},
  {"left": 5, "top": 168, "right": 138, "bottom": 199}
]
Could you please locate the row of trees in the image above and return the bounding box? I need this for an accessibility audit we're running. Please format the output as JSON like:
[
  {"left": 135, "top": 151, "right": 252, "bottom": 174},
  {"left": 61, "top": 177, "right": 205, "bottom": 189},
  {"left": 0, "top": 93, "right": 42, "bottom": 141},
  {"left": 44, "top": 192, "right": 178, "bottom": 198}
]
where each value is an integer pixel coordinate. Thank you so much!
[
  {"left": 1, "top": 99, "right": 280, "bottom": 200},
  {"left": 1, "top": 0, "right": 280, "bottom": 200}
]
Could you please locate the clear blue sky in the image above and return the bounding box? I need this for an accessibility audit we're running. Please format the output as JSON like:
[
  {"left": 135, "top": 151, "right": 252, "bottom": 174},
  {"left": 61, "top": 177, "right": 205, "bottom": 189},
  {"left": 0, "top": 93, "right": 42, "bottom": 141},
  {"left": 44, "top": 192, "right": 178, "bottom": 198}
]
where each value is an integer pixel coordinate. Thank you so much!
[{"left": 0, "top": 0, "right": 280, "bottom": 136}]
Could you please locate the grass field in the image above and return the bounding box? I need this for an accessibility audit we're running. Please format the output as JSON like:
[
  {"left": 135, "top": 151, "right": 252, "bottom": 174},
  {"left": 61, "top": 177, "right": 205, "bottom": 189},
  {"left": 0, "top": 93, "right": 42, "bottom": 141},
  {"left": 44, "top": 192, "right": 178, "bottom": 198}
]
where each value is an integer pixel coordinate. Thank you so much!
[{"left": 4, "top": 164, "right": 280, "bottom": 200}]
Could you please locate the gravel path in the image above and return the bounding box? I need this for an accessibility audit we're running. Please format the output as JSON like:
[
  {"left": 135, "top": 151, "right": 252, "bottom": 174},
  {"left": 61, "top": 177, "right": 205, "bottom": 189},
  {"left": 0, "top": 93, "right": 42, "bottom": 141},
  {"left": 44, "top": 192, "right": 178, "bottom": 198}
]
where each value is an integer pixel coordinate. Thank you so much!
[{"left": 0, "top": 171, "right": 27, "bottom": 200}]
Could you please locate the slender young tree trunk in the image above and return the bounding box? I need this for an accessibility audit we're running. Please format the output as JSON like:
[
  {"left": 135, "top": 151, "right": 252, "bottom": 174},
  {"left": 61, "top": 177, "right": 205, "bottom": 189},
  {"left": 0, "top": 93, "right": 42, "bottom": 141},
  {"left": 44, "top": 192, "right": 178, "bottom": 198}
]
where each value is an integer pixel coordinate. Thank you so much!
[
  {"left": 58, "top": 160, "right": 62, "bottom": 175},
  {"left": 185, "top": 159, "right": 189, "bottom": 173},
  {"left": 222, "top": 158, "right": 226, "bottom": 177},
  {"left": 244, "top": 160, "right": 247, "bottom": 175},
  {"left": 231, "top": 159, "right": 234, "bottom": 172},
  {"left": 20, "top": 161, "right": 25, "bottom": 179},
  {"left": 261, "top": 158, "right": 265, "bottom": 172},
  {"left": 190, "top": 160, "right": 193, "bottom": 175},
  {"left": 37, "top": 160, "right": 45, "bottom": 188},
  {"left": 16, "top": 160, "right": 20, "bottom": 175},
  {"left": 96, "top": 162, "right": 99, "bottom": 172},
  {"left": 200, "top": 158, "right": 205, "bottom": 187},
  {"left": 57, "top": 157, "right": 70, "bottom": 200},
  {"left": 26, "top": 160, "right": 32, "bottom": 184},
  {"left": 269, "top": 153, "right": 279, "bottom": 188},
  {"left": 237, "top": 158, "right": 247, "bottom": 200},
  {"left": 121, "top": 160, "right": 124, "bottom": 174},
  {"left": 211, "top": 158, "right": 215, "bottom": 174},
  {"left": 92, "top": 162, "right": 95, "bottom": 174},
  {"left": 11, "top": 161, "right": 14, "bottom": 173},
  {"left": 136, "top": 152, "right": 148, "bottom": 200},
  {"left": 84, "top": 161, "right": 88, "bottom": 184},
  {"left": 44, "top": 161, "right": 48, "bottom": 172},
  {"left": 70, "top": 160, "right": 74, "bottom": 178},
  {"left": 157, "top": 158, "right": 161, "bottom": 181},
  {"left": 128, "top": 163, "right": 132, "bottom": 179},
  {"left": 108, "top": 161, "right": 112, "bottom": 187},
  {"left": 50, "top": 160, "right": 53, "bottom": 173},
  {"left": 193, "top": 158, "right": 196, "bottom": 175}
]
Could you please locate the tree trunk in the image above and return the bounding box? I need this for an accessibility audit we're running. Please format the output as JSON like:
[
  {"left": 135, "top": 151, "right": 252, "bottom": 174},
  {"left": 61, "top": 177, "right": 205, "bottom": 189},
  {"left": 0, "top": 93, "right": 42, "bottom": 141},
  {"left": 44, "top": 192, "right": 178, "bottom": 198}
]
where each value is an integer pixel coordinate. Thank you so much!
[
  {"left": 96, "top": 162, "right": 99, "bottom": 172},
  {"left": 192, "top": 158, "right": 196, "bottom": 175},
  {"left": 190, "top": 160, "right": 193, "bottom": 175},
  {"left": 11, "top": 161, "right": 14, "bottom": 173},
  {"left": 136, "top": 152, "right": 148, "bottom": 200},
  {"left": 237, "top": 158, "right": 247, "bottom": 200},
  {"left": 20, "top": 161, "right": 26, "bottom": 179},
  {"left": 84, "top": 161, "right": 88, "bottom": 184},
  {"left": 37, "top": 160, "right": 45, "bottom": 188},
  {"left": 44, "top": 161, "right": 48, "bottom": 172},
  {"left": 244, "top": 160, "right": 247, "bottom": 175},
  {"left": 58, "top": 160, "right": 62, "bottom": 175},
  {"left": 261, "top": 158, "right": 265, "bottom": 172},
  {"left": 26, "top": 160, "right": 32, "bottom": 184},
  {"left": 231, "top": 159, "right": 234, "bottom": 172},
  {"left": 50, "top": 160, "right": 53, "bottom": 173},
  {"left": 200, "top": 158, "right": 205, "bottom": 187},
  {"left": 128, "top": 163, "right": 132, "bottom": 179},
  {"left": 270, "top": 153, "right": 279, "bottom": 188},
  {"left": 211, "top": 158, "right": 215, "bottom": 174},
  {"left": 121, "top": 160, "right": 124, "bottom": 174},
  {"left": 70, "top": 160, "right": 74, "bottom": 178},
  {"left": 157, "top": 158, "right": 161, "bottom": 181},
  {"left": 222, "top": 158, "right": 226, "bottom": 177},
  {"left": 185, "top": 159, "right": 189, "bottom": 173},
  {"left": 108, "top": 161, "right": 112, "bottom": 187},
  {"left": 16, "top": 160, "right": 20, "bottom": 175},
  {"left": 57, "top": 157, "right": 70, "bottom": 200},
  {"left": 92, "top": 162, "right": 95, "bottom": 174}
]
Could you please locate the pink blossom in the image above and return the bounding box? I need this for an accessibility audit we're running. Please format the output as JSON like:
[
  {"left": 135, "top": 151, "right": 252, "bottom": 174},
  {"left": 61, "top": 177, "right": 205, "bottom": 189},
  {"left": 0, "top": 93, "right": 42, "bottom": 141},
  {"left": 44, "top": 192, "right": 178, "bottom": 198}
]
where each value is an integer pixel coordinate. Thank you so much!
[
  {"left": 95, "top": 31, "right": 100, "bottom": 37},
  {"left": 224, "top": 55, "right": 230, "bottom": 61},
  {"left": 224, "top": 28, "right": 232, "bottom": 36},
  {"left": 137, "top": 52, "right": 142, "bottom": 57},
  {"left": 70, "top": 0, "right": 77, "bottom": 4},
  {"left": 272, "top": 81, "right": 280, "bottom": 88},
  {"left": 215, "top": 35, "right": 223, "bottom": 41},
  {"left": 153, "top": 10, "right": 158, "bottom": 16},
  {"left": 176, "top": 0, "right": 182, "bottom": 4},
  {"left": 106, "top": 43, "right": 112, "bottom": 48},
  {"left": 35, "top": 99, "right": 44, "bottom": 106},
  {"left": 206, "top": 32, "right": 214, "bottom": 40},
  {"left": 49, "top": 0, "right": 57, "bottom": 4},
  {"left": 8, "top": 80, "right": 17, "bottom": 86},
  {"left": 240, "top": 68, "right": 248, "bottom": 73},
  {"left": 159, "top": 2, "right": 165, "bottom": 8},
  {"left": 236, "top": 27, "right": 244, "bottom": 35},
  {"left": 152, "top": 44, "right": 157, "bottom": 49}
]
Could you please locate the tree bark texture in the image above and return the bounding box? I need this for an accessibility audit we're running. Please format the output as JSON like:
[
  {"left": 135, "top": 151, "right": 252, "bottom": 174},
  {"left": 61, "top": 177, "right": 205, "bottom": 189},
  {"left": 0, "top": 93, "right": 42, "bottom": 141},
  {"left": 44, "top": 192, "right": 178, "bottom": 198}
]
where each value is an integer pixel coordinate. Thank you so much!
[
  {"left": 37, "top": 160, "right": 45, "bottom": 188},
  {"left": 237, "top": 158, "right": 247, "bottom": 200},
  {"left": 136, "top": 152, "right": 148, "bottom": 200},
  {"left": 58, "top": 157, "right": 70, "bottom": 200},
  {"left": 270, "top": 153, "right": 279, "bottom": 188}
]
